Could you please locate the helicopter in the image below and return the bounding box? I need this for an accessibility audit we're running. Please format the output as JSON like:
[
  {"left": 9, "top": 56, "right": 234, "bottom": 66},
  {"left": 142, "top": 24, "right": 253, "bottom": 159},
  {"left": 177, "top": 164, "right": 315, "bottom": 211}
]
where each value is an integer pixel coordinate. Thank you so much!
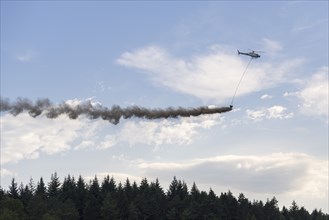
[{"left": 237, "top": 49, "right": 262, "bottom": 59}]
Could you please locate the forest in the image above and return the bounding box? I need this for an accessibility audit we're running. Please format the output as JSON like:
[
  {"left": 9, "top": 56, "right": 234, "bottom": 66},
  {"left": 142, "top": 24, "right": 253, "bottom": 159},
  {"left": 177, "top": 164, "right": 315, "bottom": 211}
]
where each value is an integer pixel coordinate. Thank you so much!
[{"left": 0, "top": 173, "right": 328, "bottom": 220}]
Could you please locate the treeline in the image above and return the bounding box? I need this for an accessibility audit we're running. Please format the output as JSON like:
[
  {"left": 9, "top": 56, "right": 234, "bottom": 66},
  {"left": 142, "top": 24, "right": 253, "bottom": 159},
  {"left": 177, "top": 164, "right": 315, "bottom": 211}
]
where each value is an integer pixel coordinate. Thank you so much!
[{"left": 0, "top": 173, "right": 327, "bottom": 220}]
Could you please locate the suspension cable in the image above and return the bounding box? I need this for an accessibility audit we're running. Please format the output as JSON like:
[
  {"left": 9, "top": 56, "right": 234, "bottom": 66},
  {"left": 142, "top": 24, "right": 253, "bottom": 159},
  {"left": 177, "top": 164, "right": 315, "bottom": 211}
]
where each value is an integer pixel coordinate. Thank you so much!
[{"left": 230, "top": 57, "right": 253, "bottom": 106}]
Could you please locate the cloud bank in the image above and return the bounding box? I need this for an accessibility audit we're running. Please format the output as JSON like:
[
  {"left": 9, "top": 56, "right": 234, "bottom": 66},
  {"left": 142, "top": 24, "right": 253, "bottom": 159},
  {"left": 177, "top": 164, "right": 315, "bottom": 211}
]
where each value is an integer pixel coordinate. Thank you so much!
[
  {"left": 99, "top": 114, "right": 223, "bottom": 150},
  {"left": 0, "top": 113, "right": 95, "bottom": 165},
  {"left": 117, "top": 45, "right": 303, "bottom": 103},
  {"left": 138, "top": 153, "right": 327, "bottom": 197},
  {"left": 298, "top": 66, "right": 328, "bottom": 117},
  {"left": 246, "top": 105, "right": 294, "bottom": 121},
  {"left": 1, "top": 110, "right": 224, "bottom": 166}
]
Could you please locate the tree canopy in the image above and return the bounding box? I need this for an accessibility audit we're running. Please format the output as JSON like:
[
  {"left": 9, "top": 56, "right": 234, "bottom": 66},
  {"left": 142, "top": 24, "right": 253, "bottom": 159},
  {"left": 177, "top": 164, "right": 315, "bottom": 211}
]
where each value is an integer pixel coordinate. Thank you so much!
[{"left": 0, "top": 173, "right": 327, "bottom": 220}]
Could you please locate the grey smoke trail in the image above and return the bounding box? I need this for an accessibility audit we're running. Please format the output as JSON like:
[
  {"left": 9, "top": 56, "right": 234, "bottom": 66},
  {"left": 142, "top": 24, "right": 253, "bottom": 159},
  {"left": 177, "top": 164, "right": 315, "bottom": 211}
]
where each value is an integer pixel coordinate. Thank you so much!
[{"left": 0, "top": 97, "right": 232, "bottom": 124}]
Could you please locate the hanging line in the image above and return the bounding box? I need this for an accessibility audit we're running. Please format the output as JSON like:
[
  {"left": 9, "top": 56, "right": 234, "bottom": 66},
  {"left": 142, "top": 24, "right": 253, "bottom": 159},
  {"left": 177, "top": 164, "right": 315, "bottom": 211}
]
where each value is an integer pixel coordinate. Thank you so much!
[{"left": 230, "top": 57, "right": 253, "bottom": 106}]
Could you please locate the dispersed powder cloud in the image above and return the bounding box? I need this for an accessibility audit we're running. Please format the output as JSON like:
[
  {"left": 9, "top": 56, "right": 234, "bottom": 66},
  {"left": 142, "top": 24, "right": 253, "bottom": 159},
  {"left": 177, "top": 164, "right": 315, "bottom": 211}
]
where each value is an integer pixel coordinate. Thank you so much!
[{"left": 0, "top": 97, "right": 232, "bottom": 124}]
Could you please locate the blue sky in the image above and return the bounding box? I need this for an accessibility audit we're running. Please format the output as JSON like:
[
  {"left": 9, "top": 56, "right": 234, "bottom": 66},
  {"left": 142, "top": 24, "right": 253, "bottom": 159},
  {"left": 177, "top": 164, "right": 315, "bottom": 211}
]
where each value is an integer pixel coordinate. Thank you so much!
[{"left": 1, "top": 1, "right": 328, "bottom": 212}]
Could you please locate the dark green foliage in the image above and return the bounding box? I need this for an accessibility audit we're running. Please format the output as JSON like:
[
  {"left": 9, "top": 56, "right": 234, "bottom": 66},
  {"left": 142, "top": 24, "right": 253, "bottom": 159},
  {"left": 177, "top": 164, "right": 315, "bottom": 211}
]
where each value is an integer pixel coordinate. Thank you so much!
[
  {"left": 166, "top": 177, "right": 189, "bottom": 219},
  {"left": 116, "top": 183, "right": 129, "bottom": 219},
  {"left": 238, "top": 193, "right": 252, "bottom": 220},
  {"left": 60, "top": 175, "right": 76, "bottom": 202},
  {"left": 0, "top": 196, "right": 25, "bottom": 219},
  {"left": 48, "top": 172, "right": 61, "bottom": 198},
  {"left": 263, "top": 197, "right": 280, "bottom": 220},
  {"left": 26, "top": 193, "right": 48, "bottom": 219},
  {"left": 220, "top": 190, "right": 239, "bottom": 219},
  {"left": 36, "top": 177, "right": 47, "bottom": 197},
  {"left": 101, "top": 175, "right": 116, "bottom": 199},
  {"left": 83, "top": 176, "right": 102, "bottom": 219},
  {"left": 8, "top": 178, "right": 19, "bottom": 199},
  {"left": 75, "top": 175, "right": 87, "bottom": 219},
  {"left": 2, "top": 174, "right": 328, "bottom": 220},
  {"left": 100, "top": 193, "right": 118, "bottom": 219}
]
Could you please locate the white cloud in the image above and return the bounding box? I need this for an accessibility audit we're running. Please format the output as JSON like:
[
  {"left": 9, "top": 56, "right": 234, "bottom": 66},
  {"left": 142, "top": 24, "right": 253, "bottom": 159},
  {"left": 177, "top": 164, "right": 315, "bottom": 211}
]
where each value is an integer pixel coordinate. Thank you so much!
[
  {"left": 283, "top": 91, "right": 298, "bottom": 97},
  {"left": 267, "top": 105, "right": 293, "bottom": 119},
  {"left": 292, "top": 19, "right": 328, "bottom": 33},
  {"left": 0, "top": 113, "right": 98, "bottom": 165},
  {"left": 64, "top": 97, "right": 102, "bottom": 108},
  {"left": 117, "top": 45, "right": 303, "bottom": 103},
  {"left": 0, "top": 168, "right": 15, "bottom": 178},
  {"left": 298, "top": 67, "right": 328, "bottom": 117},
  {"left": 246, "top": 105, "right": 294, "bottom": 121},
  {"left": 262, "top": 38, "right": 283, "bottom": 54},
  {"left": 246, "top": 109, "right": 266, "bottom": 121},
  {"left": 99, "top": 114, "right": 224, "bottom": 150},
  {"left": 138, "top": 152, "right": 328, "bottom": 196},
  {"left": 260, "top": 94, "right": 273, "bottom": 100},
  {"left": 1, "top": 105, "right": 225, "bottom": 165},
  {"left": 16, "top": 50, "right": 38, "bottom": 62}
]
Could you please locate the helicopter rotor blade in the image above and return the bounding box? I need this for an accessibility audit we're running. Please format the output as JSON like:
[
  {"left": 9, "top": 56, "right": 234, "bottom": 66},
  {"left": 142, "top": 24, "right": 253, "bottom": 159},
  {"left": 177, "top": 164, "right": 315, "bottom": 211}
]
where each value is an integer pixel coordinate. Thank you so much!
[{"left": 248, "top": 49, "right": 265, "bottom": 53}]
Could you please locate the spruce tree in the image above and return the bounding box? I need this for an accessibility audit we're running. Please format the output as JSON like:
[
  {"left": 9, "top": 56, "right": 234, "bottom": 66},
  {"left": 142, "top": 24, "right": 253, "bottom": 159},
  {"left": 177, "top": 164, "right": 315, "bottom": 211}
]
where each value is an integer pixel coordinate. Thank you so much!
[
  {"left": 100, "top": 193, "right": 118, "bottom": 220},
  {"left": 61, "top": 174, "right": 76, "bottom": 202},
  {"left": 75, "top": 175, "right": 87, "bottom": 219},
  {"left": 83, "top": 176, "right": 101, "bottom": 219},
  {"left": 8, "top": 178, "right": 19, "bottom": 199},
  {"left": 36, "top": 177, "right": 47, "bottom": 197},
  {"left": 47, "top": 172, "right": 61, "bottom": 198}
]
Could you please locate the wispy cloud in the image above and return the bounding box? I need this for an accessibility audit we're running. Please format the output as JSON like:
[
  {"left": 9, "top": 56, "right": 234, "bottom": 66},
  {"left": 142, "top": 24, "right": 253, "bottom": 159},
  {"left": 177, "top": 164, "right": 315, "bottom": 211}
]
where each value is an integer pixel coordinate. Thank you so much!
[
  {"left": 0, "top": 97, "right": 108, "bottom": 165},
  {"left": 99, "top": 114, "right": 224, "bottom": 150},
  {"left": 246, "top": 105, "right": 294, "bottom": 121},
  {"left": 16, "top": 50, "right": 38, "bottom": 62},
  {"left": 262, "top": 38, "right": 283, "bottom": 55},
  {"left": 260, "top": 94, "right": 273, "bottom": 100},
  {"left": 138, "top": 152, "right": 328, "bottom": 196},
  {"left": 117, "top": 45, "right": 303, "bottom": 103},
  {"left": 292, "top": 19, "right": 328, "bottom": 33},
  {"left": 0, "top": 113, "right": 96, "bottom": 165},
  {"left": 297, "top": 66, "right": 328, "bottom": 117},
  {"left": 1, "top": 100, "right": 226, "bottom": 165},
  {"left": 0, "top": 168, "right": 15, "bottom": 178}
]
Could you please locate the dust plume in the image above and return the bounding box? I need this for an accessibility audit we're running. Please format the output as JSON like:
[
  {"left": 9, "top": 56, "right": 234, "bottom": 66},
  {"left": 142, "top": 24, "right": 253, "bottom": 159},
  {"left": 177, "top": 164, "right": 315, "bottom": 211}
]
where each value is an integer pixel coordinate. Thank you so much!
[{"left": 0, "top": 97, "right": 232, "bottom": 124}]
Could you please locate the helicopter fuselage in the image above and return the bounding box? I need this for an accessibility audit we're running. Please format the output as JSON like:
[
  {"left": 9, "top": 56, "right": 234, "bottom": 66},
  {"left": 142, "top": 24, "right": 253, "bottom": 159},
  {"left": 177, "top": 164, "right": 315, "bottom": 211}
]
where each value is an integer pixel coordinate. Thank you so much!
[{"left": 237, "top": 50, "right": 260, "bottom": 58}]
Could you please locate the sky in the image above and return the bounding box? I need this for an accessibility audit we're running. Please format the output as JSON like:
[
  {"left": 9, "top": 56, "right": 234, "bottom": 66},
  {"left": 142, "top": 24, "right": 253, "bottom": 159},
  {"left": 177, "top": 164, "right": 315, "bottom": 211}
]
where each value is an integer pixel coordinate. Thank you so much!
[{"left": 1, "top": 1, "right": 328, "bottom": 213}]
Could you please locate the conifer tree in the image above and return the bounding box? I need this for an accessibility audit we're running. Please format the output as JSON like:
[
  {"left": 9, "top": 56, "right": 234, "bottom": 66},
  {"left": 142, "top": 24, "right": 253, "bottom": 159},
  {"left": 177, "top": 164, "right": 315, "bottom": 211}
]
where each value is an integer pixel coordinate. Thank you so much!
[
  {"left": 220, "top": 191, "right": 239, "bottom": 220},
  {"left": 101, "top": 175, "right": 116, "bottom": 200},
  {"left": 19, "top": 183, "right": 33, "bottom": 211},
  {"left": 208, "top": 188, "right": 222, "bottom": 217},
  {"left": 61, "top": 174, "right": 76, "bottom": 202},
  {"left": 237, "top": 193, "right": 251, "bottom": 220},
  {"left": 75, "top": 175, "right": 87, "bottom": 219},
  {"left": 167, "top": 176, "right": 179, "bottom": 200},
  {"left": 166, "top": 177, "right": 189, "bottom": 219},
  {"left": 124, "top": 178, "right": 133, "bottom": 200},
  {"left": 116, "top": 182, "right": 129, "bottom": 219},
  {"left": 28, "top": 177, "right": 47, "bottom": 218},
  {"left": 36, "top": 177, "right": 47, "bottom": 197},
  {"left": 8, "top": 178, "right": 19, "bottom": 199},
  {"left": 83, "top": 176, "right": 101, "bottom": 219},
  {"left": 149, "top": 178, "right": 166, "bottom": 219},
  {"left": 100, "top": 193, "right": 118, "bottom": 220},
  {"left": 128, "top": 201, "right": 139, "bottom": 220},
  {"left": 1, "top": 173, "right": 329, "bottom": 219},
  {"left": 47, "top": 172, "right": 61, "bottom": 198}
]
